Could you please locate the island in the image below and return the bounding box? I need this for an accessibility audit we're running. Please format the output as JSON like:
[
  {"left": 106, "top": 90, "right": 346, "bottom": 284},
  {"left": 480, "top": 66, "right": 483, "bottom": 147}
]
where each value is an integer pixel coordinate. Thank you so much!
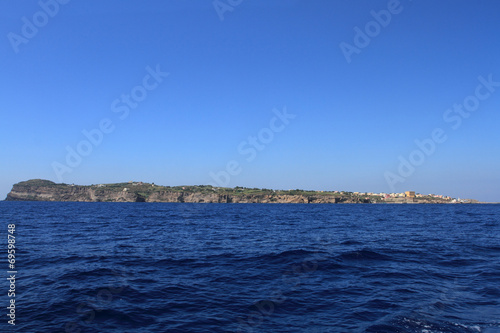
[{"left": 4, "top": 179, "right": 478, "bottom": 204}]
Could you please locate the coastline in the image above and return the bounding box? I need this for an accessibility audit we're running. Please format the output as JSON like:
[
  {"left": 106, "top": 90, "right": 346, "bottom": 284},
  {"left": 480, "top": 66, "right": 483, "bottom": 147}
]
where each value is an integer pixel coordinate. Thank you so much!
[{"left": 5, "top": 179, "right": 479, "bottom": 204}]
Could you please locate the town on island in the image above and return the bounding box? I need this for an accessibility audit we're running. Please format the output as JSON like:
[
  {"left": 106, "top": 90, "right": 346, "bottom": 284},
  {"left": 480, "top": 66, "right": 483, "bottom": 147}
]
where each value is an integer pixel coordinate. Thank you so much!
[{"left": 5, "top": 179, "right": 478, "bottom": 204}]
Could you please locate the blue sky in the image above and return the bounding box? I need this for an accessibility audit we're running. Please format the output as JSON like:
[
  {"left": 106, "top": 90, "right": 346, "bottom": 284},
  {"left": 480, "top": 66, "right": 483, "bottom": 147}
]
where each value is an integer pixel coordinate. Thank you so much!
[{"left": 1, "top": 0, "right": 499, "bottom": 202}]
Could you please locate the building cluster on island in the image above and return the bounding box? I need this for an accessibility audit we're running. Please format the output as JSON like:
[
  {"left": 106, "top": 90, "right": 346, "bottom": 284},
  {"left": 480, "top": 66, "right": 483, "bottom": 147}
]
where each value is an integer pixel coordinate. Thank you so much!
[{"left": 329, "top": 190, "right": 471, "bottom": 203}]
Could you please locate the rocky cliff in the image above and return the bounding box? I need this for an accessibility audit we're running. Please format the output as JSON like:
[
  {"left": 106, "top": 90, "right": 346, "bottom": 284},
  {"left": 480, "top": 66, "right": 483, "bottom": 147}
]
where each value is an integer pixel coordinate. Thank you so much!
[
  {"left": 5, "top": 179, "right": 370, "bottom": 203},
  {"left": 6, "top": 180, "right": 140, "bottom": 202}
]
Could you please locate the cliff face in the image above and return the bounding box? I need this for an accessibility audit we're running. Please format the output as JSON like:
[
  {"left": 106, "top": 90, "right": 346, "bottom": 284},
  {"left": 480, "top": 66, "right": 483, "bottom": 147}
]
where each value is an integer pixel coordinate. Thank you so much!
[
  {"left": 147, "top": 192, "right": 346, "bottom": 204},
  {"left": 6, "top": 179, "right": 364, "bottom": 203},
  {"left": 6, "top": 180, "right": 142, "bottom": 202}
]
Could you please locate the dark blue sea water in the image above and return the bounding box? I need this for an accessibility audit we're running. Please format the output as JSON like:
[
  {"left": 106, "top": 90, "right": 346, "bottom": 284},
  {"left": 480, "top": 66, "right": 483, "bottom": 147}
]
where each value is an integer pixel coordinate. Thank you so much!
[{"left": 1, "top": 202, "right": 499, "bottom": 333}]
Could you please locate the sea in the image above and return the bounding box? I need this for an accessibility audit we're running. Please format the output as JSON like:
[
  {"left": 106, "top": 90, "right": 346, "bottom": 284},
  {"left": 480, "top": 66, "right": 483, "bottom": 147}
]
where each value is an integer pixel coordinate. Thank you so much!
[{"left": 1, "top": 202, "right": 499, "bottom": 333}]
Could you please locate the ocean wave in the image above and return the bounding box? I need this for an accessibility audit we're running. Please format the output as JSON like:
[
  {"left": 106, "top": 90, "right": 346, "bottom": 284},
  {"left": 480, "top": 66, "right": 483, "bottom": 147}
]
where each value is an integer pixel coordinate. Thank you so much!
[{"left": 338, "top": 249, "right": 392, "bottom": 261}]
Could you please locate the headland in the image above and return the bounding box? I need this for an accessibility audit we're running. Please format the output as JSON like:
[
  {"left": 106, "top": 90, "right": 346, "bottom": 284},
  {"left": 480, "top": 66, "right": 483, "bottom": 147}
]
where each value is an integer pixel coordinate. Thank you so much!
[{"left": 4, "top": 179, "right": 479, "bottom": 204}]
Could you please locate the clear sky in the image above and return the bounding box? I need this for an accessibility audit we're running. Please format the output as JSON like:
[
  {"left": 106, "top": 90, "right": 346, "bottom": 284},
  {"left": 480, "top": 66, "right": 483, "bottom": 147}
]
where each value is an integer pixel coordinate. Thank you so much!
[{"left": 1, "top": 0, "right": 499, "bottom": 202}]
